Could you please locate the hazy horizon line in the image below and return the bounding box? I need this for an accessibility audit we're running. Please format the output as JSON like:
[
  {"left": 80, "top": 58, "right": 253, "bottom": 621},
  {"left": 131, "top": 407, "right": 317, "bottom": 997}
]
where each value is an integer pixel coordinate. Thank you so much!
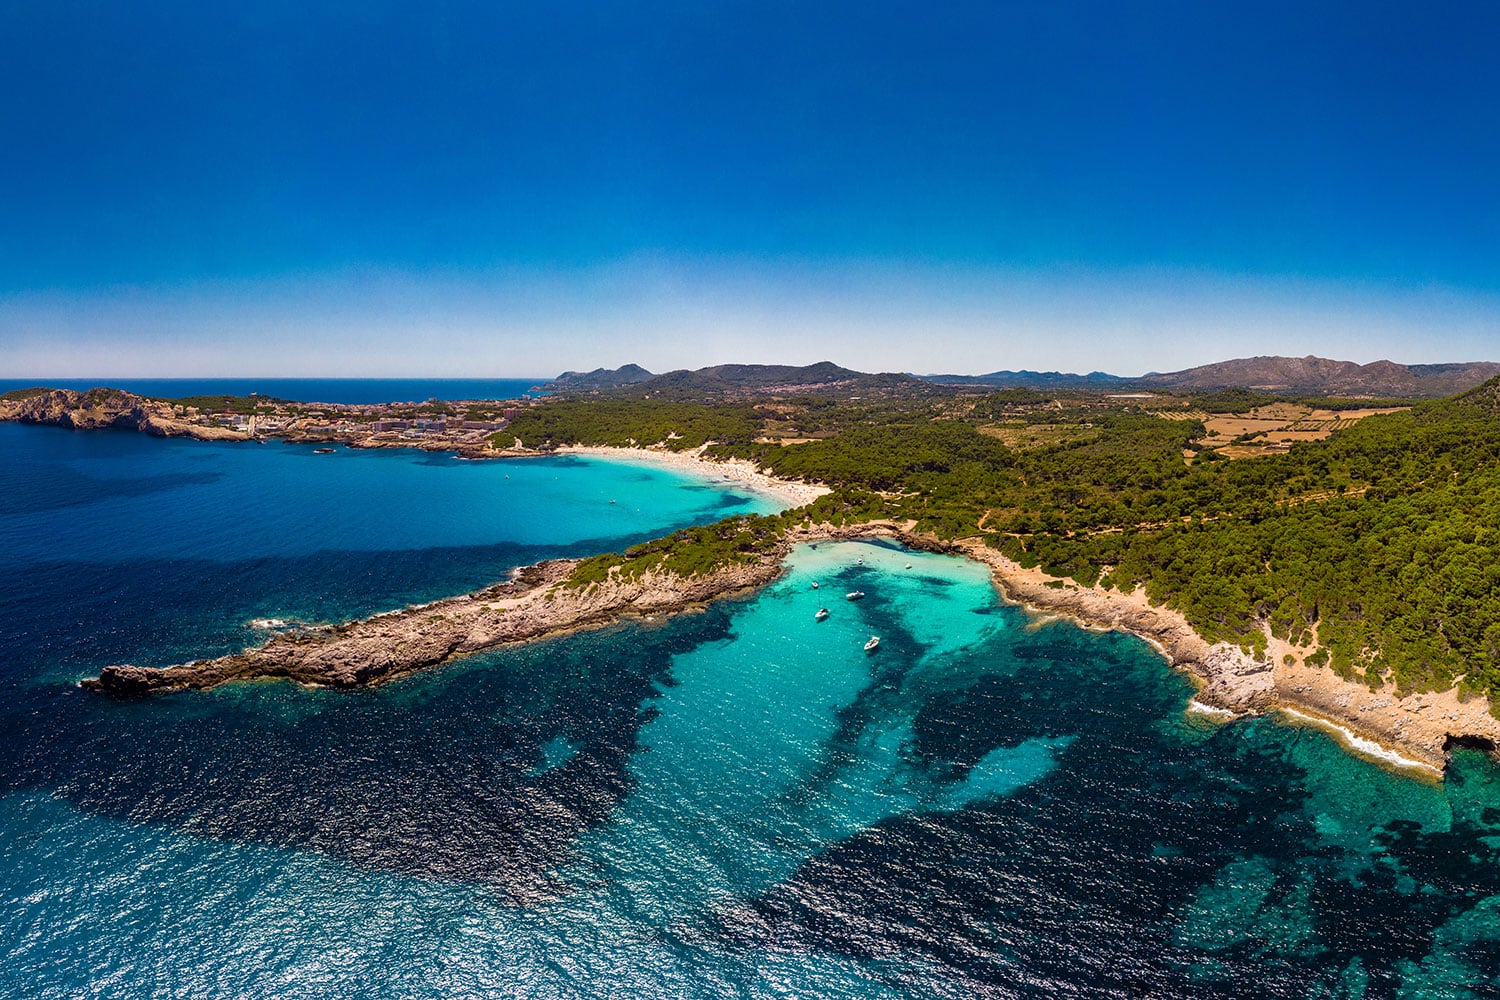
[{"left": 7, "top": 350, "right": 1500, "bottom": 385}]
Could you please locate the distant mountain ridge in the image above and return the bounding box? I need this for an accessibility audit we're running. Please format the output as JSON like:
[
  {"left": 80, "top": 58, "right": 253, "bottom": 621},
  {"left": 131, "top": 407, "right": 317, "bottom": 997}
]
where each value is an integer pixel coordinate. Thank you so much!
[
  {"left": 541, "top": 361, "right": 927, "bottom": 398},
  {"left": 1137, "top": 356, "right": 1500, "bottom": 396},
  {"left": 922, "top": 355, "right": 1500, "bottom": 397},
  {"left": 543, "top": 356, "right": 1500, "bottom": 399},
  {"left": 921, "top": 370, "right": 1130, "bottom": 390}
]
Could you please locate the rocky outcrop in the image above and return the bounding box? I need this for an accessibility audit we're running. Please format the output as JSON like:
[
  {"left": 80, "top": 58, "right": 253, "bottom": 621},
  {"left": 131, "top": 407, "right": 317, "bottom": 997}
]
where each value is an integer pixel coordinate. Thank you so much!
[
  {"left": 79, "top": 520, "right": 899, "bottom": 697},
  {"left": 0, "top": 389, "right": 246, "bottom": 441},
  {"left": 1197, "top": 643, "right": 1276, "bottom": 709},
  {"left": 947, "top": 538, "right": 1269, "bottom": 706},
  {"left": 76, "top": 511, "right": 1500, "bottom": 773},
  {"left": 943, "top": 537, "right": 1500, "bottom": 773},
  {"left": 83, "top": 555, "right": 786, "bottom": 696}
]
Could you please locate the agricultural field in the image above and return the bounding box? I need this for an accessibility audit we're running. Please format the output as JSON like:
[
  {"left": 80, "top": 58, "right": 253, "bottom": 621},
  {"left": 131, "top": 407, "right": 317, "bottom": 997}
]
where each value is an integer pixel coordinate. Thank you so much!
[
  {"left": 1164, "top": 402, "right": 1408, "bottom": 460},
  {"left": 977, "top": 421, "right": 1102, "bottom": 450}
]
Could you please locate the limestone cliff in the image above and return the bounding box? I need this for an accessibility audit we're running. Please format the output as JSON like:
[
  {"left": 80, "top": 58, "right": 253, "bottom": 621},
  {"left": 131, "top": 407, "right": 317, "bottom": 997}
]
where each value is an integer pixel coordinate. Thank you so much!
[{"left": 0, "top": 388, "right": 246, "bottom": 441}]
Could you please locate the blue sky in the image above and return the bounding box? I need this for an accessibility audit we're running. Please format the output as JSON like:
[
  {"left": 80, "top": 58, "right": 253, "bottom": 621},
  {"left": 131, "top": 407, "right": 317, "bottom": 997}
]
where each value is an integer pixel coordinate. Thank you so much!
[{"left": 3, "top": 1, "right": 1497, "bottom": 376}]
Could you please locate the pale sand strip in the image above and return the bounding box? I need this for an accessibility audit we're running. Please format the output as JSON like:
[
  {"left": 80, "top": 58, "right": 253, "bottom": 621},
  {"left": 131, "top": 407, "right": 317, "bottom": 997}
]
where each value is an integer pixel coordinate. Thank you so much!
[{"left": 556, "top": 444, "right": 831, "bottom": 508}]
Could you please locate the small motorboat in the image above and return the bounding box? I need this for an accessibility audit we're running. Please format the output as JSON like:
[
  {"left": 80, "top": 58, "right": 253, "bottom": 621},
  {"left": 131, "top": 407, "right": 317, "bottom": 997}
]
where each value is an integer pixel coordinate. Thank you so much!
[
  {"left": 905, "top": 563, "right": 913, "bottom": 569},
  {"left": 313, "top": 447, "right": 335, "bottom": 454},
  {"left": 864, "top": 635, "right": 880, "bottom": 652},
  {"left": 846, "top": 590, "right": 865, "bottom": 601},
  {"left": 815, "top": 608, "right": 829, "bottom": 621},
  {"left": 811, "top": 581, "right": 819, "bottom": 589}
]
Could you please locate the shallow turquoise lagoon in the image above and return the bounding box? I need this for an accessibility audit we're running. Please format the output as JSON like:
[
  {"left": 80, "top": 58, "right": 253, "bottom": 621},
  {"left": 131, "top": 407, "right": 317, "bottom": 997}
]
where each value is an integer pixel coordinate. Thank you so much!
[{"left": 2, "top": 424, "right": 1498, "bottom": 998}]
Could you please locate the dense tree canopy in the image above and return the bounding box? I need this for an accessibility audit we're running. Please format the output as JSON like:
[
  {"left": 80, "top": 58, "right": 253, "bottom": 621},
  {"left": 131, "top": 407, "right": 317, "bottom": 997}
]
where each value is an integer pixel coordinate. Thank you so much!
[{"left": 506, "top": 378, "right": 1500, "bottom": 707}]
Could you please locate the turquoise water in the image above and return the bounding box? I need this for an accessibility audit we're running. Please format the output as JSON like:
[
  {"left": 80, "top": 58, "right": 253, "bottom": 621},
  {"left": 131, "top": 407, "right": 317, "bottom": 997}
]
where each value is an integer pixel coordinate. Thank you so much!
[{"left": 2, "top": 423, "right": 1500, "bottom": 997}]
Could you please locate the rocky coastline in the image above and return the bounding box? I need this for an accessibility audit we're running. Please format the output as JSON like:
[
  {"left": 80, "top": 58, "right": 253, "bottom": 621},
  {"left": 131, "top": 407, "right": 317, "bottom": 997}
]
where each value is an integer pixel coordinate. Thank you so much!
[
  {"left": 80, "top": 516, "right": 1500, "bottom": 772},
  {"left": 0, "top": 388, "right": 250, "bottom": 441},
  {"left": 78, "top": 520, "right": 902, "bottom": 697},
  {"left": 21, "top": 389, "right": 1495, "bottom": 773},
  {"left": 795, "top": 525, "right": 1499, "bottom": 775},
  {"left": 0, "top": 390, "right": 831, "bottom": 506},
  {"left": 82, "top": 555, "right": 788, "bottom": 696},
  {"left": 0, "top": 387, "right": 512, "bottom": 455},
  {"left": 941, "top": 538, "right": 1500, "bottom": 774}
]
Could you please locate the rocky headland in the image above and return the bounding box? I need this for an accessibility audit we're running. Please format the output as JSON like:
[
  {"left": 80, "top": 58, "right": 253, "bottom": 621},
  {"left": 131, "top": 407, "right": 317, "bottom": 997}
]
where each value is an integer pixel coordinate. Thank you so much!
[
  {"left": 80, "top": 516, "right": 1500, "bottom": 773},
  {"left": 20, "top": 388, "right": 1494, "bottom": 774},
  {"left": 0, "top": 386, "right": 519, "bottom": 454},
  {"left": 83, "top": 555, "right": 788, "bottom": 697},
  {"left": 0, "top": 388, "right": 248, "bottom": 440}
]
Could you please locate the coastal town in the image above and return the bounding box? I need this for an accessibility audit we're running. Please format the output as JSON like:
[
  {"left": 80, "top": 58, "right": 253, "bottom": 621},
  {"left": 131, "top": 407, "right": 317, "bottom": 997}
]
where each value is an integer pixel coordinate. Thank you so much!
[
  {"left": 168, "top": 394, "right": 533, "bottom": 451},
  {"left": 0, "top": 385, "right": 534, "bottom": 455}
]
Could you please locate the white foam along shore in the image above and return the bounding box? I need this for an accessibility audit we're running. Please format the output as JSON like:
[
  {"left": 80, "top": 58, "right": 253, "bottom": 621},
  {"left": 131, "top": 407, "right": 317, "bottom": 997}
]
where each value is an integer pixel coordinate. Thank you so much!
[
  {"left": 1276, "top": 707, "right": 1444, "bottom": 778},
  {"left": 941, "top": 536, "right": 1500, "bottom": 776},
  {"left": 1186, "top": 699, "right": 1239, "bottom": 719},
  {"left": 556, "top": 444, "right": 832, "bottom": 509}
]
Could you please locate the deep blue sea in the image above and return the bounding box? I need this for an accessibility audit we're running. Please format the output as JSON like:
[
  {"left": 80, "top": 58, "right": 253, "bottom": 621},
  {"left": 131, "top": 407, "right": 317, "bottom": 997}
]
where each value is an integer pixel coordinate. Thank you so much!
[
  {"left": 3, "top": 421, "right": 1499, "bottom": 999},
  {"left": 0, "top": 378, "right": 546, "bottom": 404}
]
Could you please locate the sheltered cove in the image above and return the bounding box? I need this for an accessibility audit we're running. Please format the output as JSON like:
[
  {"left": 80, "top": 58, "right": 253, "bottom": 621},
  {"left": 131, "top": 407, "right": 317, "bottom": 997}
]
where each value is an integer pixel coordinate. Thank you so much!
[
  {"left": 7, "top": 388, "right": 1493, "bottom": 774},
  {"left": 75, "top": 442, "right": 1500, "bottom": 775}
]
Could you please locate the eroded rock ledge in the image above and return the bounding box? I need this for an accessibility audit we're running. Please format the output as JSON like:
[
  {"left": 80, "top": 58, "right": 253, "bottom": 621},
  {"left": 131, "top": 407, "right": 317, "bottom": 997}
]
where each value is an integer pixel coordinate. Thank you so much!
[
  {"left": 943, "top": 538, "right": 1500, "bottom": 774},
  {"left": 1, "top": 388, "right": 248, "bottom": 440},
  {"left": 82, "top": 555, "right": 788, "bottom": 696},
  {"left": 80, "top": 520, "right": 1500, "bottom": 774}
]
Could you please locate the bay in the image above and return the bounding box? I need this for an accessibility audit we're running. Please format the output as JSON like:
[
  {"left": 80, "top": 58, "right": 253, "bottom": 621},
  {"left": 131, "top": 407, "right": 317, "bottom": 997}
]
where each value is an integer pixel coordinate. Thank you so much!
[{"left": 1, "top": 424, "right": 1498, "bottom": 999}]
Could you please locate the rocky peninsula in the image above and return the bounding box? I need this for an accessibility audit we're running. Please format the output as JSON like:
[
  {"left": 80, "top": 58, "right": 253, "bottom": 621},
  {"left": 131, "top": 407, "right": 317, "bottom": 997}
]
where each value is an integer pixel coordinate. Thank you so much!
[
  {"left": 0, "top": 387, "right": 251, "bottom": 440},
  {"left": 17, "top": 385, "right": 1495, "bottom": 774},
  {"left": 80, "top": 523, "right": 894, "bottom": 698},
  {"left": 81, "top": 514, "right": 1498, "bottom": 773},
  {"left": 83, "top": 555, "right": 788, "bottom": 696}
]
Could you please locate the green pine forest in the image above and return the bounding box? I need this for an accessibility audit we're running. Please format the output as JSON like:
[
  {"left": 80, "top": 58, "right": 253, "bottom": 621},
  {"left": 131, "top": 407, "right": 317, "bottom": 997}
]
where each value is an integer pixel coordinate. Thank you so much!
[{"left": 497, "top": 379, "right": 1500, "bottom": 708}]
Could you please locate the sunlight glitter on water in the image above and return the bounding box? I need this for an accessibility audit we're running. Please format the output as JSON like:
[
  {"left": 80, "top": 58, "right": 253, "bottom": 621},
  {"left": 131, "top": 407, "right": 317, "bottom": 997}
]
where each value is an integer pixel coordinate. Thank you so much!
[{"left": 5, "top": 426, "right": 1500, "bottom": 998}]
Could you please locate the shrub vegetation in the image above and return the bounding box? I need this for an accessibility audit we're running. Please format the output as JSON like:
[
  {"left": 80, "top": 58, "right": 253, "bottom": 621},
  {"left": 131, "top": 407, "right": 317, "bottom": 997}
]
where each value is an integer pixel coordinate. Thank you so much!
[{"left": 526, "top": 377, "right": 1500, "bottom": 706}]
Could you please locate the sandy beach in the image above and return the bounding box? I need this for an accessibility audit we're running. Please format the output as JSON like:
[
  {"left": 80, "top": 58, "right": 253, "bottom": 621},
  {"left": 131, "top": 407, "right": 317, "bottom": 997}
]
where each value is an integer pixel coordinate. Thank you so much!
[
  {"left": 50, "top": 391, "right": 1491, "bottom": 775},
  {"left": 556, "top": 444, "right": 832, "bottom": 509}
]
